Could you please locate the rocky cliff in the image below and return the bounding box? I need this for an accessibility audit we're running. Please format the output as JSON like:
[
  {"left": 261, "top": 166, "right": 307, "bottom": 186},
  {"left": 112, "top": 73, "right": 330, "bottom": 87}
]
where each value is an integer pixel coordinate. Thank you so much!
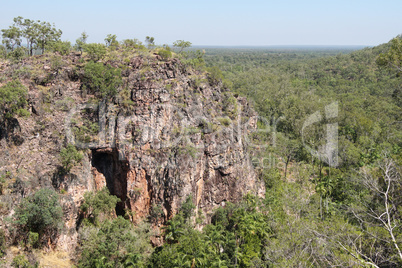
[{"left": 0, "top": 51, "right": 264, "bottom": 251}]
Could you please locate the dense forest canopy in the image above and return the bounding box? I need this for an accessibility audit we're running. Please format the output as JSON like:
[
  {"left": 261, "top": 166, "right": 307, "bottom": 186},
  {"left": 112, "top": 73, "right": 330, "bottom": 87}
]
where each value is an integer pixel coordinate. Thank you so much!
[{"left": 0, "top": 16, "right": 402, "bottom": 267}]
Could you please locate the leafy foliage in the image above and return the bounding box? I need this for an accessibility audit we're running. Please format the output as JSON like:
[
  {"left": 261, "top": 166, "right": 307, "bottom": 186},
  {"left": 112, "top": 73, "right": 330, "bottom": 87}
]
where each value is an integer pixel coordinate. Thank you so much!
[
  {"left": 11, "top": 254, "right": 34, "bottom": 268},
  {"left": 83, "top": 43, "right": 107, "bottom": 61},
  {"left": 82, "top": 61, "right": 122, "bottom": 99},
  {"left": 14, "top": 188, "right": 63, "bottom": 244},
  {"left": 201, "top": 37, "right": 402, "bottom": 266},
  {"left": 157, "top": 48, "right": 172, "bottom": 60},
  {"left": 59, "top": 144, "right": 83, "bottom": 172},
  {"left": 46, "top": 40, "right": 71, "bottom": 55},
  {"left": 1, "top": 25, "right": 21, "bottom": 51},
  {"left": 77, "top": 190, "right": 153, "bottom": 267},
  {"left": 0, "top": 44, "right": 6, "bottom": 58},
  {"left": 0, "top": 80, "right": 28, "bottom": 120},
  {"left": 377, "top": 36, "right": 402, "bottom": 73},
  {"left": 151, "top": 196, "right": 271, "bottom": 267},
  {"left": 78, "top": 216, "right": 152, "bottom": 268},
  {"left": 105, "top": 34, "right": 118, "bottom": 49},
  {"left": 2, "top": 16, "right": 62, "bottom": 56},
  {"left": 145, "top": 36, "right": 155, "bottom": 49},
  {"left": 0, "top": 229, "right": 6, "bottom": 258},
  {"left": 80, "top": 188, "right": 120, "bottom": 225},
  {"left": 121, "top": 38, "right": 145, "bottom": 49},
  {"left": 75, "top": 31, "right": 88, "bottom": 54},
  {"left": 173, "top": 40, "right": 192, "bottom": 53}
]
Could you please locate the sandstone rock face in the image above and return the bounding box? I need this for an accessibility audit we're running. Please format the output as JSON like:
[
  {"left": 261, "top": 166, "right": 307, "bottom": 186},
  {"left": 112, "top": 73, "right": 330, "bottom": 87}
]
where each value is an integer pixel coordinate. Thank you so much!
[{"left": 0, "top": 54, "right": 264, "bottom": 250}]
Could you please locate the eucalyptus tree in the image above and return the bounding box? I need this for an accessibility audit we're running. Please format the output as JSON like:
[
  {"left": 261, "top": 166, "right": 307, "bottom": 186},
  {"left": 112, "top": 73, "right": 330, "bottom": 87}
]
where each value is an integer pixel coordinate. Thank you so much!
[
  {"left": 1, "top": 17, "right": 62, "bottom": 55},
  {"left": 75, "top": 31, "right": 88, "bottom": 55},
  {"left": 1, "top": 25, "right": 21, "bottom": 52}
]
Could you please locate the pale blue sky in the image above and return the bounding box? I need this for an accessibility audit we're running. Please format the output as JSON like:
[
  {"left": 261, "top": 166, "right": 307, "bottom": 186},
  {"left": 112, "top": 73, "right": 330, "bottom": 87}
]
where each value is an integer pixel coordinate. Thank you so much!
[{"left": 0, "top": 0, "right": 400, "bottom": 46}]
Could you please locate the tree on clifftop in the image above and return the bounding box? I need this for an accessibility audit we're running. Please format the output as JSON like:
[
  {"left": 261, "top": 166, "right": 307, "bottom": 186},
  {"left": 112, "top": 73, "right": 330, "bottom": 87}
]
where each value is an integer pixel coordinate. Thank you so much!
[
  {"left": 1, "top": 25, "right": 22, "bottom": 52},
  {"left": 145, "top": 36, "right": 155, "bottom": 49},
  {"left": 1, "top": 17, "right": 62, "bottom": 56},
  {"left": 75, "top": 31, "right": 88, "bottom": 55},
  {"left": 173, "top": 40, "right": 192, "bottom": 53}
]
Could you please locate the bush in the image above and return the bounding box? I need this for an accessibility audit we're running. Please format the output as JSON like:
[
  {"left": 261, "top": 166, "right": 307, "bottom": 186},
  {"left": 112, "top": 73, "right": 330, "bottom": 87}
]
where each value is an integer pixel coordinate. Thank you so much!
[
  {"left": 157, "top": 49, "right": 172, "bottom": 60},
  {"left": 27, "top": 231, "right": 39, "bottom": 249},
  {"left": 0, "top": 45, "right": 6, "bottom": 59},
  {"left": 0, "top": 229, "right": 6, "bottom": 257},
  {"left": 60, "top": 144, "right": 83, "bottom": 172},
  {"left": 80, "top": 188, "right": 120, "bottom": 225},
  {"left": 14, "top": 188, "right": 63, "bottom": 244},
  {"left": 8, "top": 47, "right": 27, "bottom": 61},
  {"left": 206, "top": 66, "right": 223, "bottom": 86},
  {"left": 11, "top": 254, "right": 32, "bottom": 268},
  {"left": 82, "top": 61, "right": 122, "bottom": 99},
  {"left": 83, "top": 43, "right": 107, "bottom": 62},
  {"left": 217, "top": 117, "right": 232, "bottom": 126},
  {"left": 77, "top": 216, "right": 152, "bottom": 268},
  {"left": 0, "top": 80, "right": 28, "bottom": 120},
  {"left": 47, "top": 40, "right": 72, "bottom": 56},
  {"left": 50, "top": 55, "right": 66, "bottom": 72},
  {"left": 222, "top": 93, "right": 239, "bottom": 119},
  {"left": 121, "top": 38, "right": 145, "bottom": 49}
]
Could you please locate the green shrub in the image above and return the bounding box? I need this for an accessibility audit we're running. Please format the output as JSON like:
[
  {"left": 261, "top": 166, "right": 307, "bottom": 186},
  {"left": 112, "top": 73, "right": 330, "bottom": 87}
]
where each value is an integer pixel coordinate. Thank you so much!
[
  {"left": 27, "top": 231, "right": 39, "bottom": 249},
  {"left": 80, "top": 188, "right": 120, "bottom": 225},
  {"left": 0, "top": 45, "right": 6, "bottom": 59},
  {"left": 8, "top": 47, "right": 27, "bottom": 61},
  {"left": 0, "top": 229, "right": 6, "bottom": 257},
  {"left": 181, "top": 49, "right": 205, "bottom": 70},
  {"left": 0, "top": 175, "right": 6, "bottom": 195},
  {"left": 217, "top": 117, "right": 232, "bottom": 126},
  {"left": 83, "top": 43, "right": 107, "bottom": 62},
  {"left": 50, "top": 55, "right": 65, "bottom": 71},
  {"left": 60, "top": 144, "right": 83, "bottom": 172},
  {"left": 222, "top": 93, "right": 239, "bottom": 119},
  {"left": 206, "top": 66, "right": 223, "bottom": 86},
  {"left": 181, "top": 195, "right": 195, "bottom": 221},
  {"left": 158, "top": 49, "right": 172, "bottom": 60},
  {"left": 0, "top": 80, "right": 28, "bottom": 120},
  {"left": 82, "top": 61, "right": 122, "bottom": 99},
  {"left": 11, "top": 254, "right": 32, "bottom": 268},
  {"left": 104, "top": 34, "right": 118, "bottom": 49},
  {"left": 12, "top": 66, "right": 32, "bottom": 79},
  {"left": 55, "top": 97, "right": 74, "bottom": 111},
  {"left": 149, "top": 204, "right": 164, "bottom": 224},
  {"left": 71, "top": 109, "right": 99, "bottom": 143},
  {"left": 14, "top": 188, "right": 63, "bottom": 243},
  {"left": 78, "top": 216, "right": 152, "bottom": 268},
  {"left": 121, "top": 38, "right": 145, "bottom": 49},
  {"left": 46, "top": 40, "right": 72, "bottom": 56}
]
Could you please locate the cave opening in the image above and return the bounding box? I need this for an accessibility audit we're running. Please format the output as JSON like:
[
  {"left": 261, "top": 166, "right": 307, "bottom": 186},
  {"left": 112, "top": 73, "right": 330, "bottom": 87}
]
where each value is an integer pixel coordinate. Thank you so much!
[{"left": 91, "top": 149, "right": 129, "bottom": 217}]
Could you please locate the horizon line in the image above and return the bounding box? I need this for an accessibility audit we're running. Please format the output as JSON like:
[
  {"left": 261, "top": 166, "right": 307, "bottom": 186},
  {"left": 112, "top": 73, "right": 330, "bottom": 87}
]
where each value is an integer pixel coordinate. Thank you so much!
[{"left": 192, "top": 44, "right": 370, "bottom": 48}]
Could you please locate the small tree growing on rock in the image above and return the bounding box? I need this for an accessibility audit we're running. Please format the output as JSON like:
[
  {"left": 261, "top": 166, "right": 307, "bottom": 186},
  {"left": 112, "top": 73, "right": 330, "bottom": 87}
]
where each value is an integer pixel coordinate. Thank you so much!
[
  {"left": 0, "top": 80, "right": 28, "bottom": 121},
  {"left": 80, "top": 187, "right": 120, "bottom": 226},
  {"left": 59, "top": 144, "right": 83, "bottom": 173},
  {"left": 14, "top": 188, "right": 63, "bottom": 247},
  {"left": 75, "top": 31, "right": 88, "bottom": 55},
  {"left": 82, "top": 61, "right": 122, "bottom": 99},
  {"left": 83, "top": 43, "right": 107, "bottom": 62}
]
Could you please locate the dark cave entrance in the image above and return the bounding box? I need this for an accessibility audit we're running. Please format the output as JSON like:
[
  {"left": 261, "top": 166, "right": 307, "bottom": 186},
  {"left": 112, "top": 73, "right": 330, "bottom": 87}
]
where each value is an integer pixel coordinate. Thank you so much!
[{"left": 91, "top": 149, "right": 129, "bottom": 217}]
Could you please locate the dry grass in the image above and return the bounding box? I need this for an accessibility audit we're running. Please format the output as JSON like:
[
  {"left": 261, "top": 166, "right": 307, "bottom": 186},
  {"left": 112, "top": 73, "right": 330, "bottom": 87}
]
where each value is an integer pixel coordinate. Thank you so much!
[{"left": 38, "top": 251, "right": 73, "bottom": 268}]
